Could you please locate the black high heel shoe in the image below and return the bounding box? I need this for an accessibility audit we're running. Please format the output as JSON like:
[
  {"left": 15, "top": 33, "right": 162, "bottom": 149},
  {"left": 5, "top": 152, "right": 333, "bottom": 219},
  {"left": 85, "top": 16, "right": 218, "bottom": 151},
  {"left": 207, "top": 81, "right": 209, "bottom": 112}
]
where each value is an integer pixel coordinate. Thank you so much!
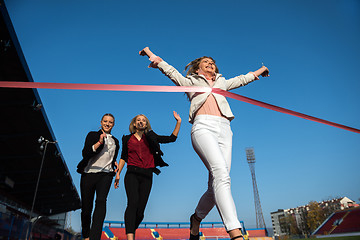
[{"left": 189, "top": 213, "right": 201, "bottom": 240}]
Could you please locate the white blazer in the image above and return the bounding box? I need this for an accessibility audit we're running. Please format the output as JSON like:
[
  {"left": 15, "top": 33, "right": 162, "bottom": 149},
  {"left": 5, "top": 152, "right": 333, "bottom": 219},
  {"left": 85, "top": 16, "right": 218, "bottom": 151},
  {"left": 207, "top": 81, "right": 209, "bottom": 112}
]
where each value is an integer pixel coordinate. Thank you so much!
[{"left": 157, "top": 61, "right": 257, "bottom": 123}]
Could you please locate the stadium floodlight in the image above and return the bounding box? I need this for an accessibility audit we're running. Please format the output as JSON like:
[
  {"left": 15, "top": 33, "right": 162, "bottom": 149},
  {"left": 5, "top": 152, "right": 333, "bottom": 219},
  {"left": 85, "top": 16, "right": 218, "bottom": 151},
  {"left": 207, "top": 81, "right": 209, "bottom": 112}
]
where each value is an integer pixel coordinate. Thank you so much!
[
  {"left": 245, "top": 147, "right": 266, "bottom": 229},
  {"left": 27, "top": 137, "right": 58, "bottom": 238}
]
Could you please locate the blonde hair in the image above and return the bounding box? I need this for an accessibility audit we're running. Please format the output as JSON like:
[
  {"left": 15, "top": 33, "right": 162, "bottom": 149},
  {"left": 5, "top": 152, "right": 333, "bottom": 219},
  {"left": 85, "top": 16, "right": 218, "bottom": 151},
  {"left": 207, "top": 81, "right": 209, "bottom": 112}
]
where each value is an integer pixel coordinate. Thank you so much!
[
  {"left": 101, "top": 113, "right": 115, "bottom": 123},
  {"left": 129, "top": 114, "right": 152, "bottom": 134},
  {"left": 184, "top": 56, "right": 219, "bottom": 76}
]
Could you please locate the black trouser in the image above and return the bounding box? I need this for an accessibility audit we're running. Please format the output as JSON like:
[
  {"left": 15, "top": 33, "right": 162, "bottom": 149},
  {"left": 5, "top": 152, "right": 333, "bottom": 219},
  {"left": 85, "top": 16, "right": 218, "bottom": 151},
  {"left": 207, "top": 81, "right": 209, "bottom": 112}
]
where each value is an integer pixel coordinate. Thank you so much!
[
  {"left": 80, "top": 172, "right": 113, "bottom": 240},
  {"left": 124, "top": 166, "right": 153, "bottom": 234}
]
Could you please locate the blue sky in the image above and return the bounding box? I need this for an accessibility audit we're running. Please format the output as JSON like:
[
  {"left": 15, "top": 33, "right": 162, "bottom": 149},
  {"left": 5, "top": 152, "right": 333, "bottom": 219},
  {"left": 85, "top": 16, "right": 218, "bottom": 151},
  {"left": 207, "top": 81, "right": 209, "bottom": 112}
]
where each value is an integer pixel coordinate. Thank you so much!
[{"left": 5, "top": 0, "right": 360, "bottom": 232}]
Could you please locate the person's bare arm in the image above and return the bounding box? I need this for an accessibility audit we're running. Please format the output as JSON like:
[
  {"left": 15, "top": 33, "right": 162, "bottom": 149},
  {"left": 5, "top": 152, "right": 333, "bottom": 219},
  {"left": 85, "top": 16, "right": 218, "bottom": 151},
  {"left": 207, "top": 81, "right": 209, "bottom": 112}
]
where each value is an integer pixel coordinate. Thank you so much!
[
  {"left": 172, "top": 111, "right": 182, "bottom": 137},
  {"left": 114, "top": 159, "right": 126, "bottom": 189}
]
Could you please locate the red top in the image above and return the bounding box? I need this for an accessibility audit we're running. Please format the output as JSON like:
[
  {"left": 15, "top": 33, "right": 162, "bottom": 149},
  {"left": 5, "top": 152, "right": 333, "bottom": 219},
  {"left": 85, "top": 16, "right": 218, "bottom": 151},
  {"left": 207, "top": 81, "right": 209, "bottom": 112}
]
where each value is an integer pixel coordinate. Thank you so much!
[{"left": 127, "top": 134, "right": 155, "bottom": 169}]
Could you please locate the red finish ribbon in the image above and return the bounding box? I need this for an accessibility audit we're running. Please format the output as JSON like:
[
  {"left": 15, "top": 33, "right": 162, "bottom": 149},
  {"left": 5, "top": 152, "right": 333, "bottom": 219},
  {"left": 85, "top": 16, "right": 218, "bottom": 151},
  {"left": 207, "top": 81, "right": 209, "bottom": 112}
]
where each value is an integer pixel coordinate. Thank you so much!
[
  {"left": 0, "top": 81, "right": 211, "bottom": 93},
  {"left": 1, "top": 81, "right": 359, "bottom": 134},
  {"left": 212, "top": 88, "right": 360, "bottom": 134}
]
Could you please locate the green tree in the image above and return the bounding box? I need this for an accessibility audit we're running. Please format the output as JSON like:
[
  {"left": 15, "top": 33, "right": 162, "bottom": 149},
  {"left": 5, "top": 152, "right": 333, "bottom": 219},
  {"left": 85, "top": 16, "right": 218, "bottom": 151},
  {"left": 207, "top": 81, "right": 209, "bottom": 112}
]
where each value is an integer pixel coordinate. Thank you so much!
[
  {"left": 306, "top": 201, "right": 327, "bottom": 232},
  {"left": 287, "top": 214, "right": 301, "bottom": 236}
]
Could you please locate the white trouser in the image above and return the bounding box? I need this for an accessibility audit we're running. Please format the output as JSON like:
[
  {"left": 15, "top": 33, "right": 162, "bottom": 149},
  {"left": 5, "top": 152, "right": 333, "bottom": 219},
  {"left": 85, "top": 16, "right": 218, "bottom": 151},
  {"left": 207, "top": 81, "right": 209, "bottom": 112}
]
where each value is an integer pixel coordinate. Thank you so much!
[{"left": 191, "top": 115, "right": 241, "bottom": 231}]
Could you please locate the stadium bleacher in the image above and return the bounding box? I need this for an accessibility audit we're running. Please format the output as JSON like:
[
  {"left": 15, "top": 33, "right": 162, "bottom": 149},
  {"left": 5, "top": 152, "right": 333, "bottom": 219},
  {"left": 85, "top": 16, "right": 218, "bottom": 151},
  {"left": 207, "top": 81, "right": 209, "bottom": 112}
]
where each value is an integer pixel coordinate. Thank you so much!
[
  {"left": 154, "top": 228, "right": 189, "bottom": 239},
  {"left": 106, "top": 227, "right": 154, "bottom": 240},
  {"left": 101, "top": 208, "right": 360, "bottom": 239},
  {"left": 200, "top": 227, "right": 227, "bottom": 238},
  {"left": 311, "top": 210, "right": 348, "bottom": 235},
  {"left": 245, "top": 229, "right": 268, "bottom": 238},
  {"left": 101, "top": 221, "right": 271, "bottom": 240},
  {"left": 331, "top": 208, "right": 360, "bottom": 234},
  {"left": 312, "top": 207, "right": 360, "bottom": 237}
]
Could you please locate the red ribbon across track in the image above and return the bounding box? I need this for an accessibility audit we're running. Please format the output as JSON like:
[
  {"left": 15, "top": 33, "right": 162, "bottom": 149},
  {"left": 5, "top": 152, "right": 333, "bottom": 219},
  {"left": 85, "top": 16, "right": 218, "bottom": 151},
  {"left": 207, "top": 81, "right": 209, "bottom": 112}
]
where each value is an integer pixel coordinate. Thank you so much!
[{"left": 1, "top": 81, "right": 359, "bottom": 134}]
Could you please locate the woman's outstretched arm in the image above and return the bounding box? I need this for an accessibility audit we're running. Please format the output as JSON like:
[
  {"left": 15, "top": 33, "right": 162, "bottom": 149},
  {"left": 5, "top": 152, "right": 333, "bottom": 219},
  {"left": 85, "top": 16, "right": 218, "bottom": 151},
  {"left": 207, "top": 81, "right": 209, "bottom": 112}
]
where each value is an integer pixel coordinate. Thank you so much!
[
  {"left": 139, "top": 46, "right": 192, "bottom": 86},
  {"left": 153, "top": 111, "right": 182, "bottom": 144}
]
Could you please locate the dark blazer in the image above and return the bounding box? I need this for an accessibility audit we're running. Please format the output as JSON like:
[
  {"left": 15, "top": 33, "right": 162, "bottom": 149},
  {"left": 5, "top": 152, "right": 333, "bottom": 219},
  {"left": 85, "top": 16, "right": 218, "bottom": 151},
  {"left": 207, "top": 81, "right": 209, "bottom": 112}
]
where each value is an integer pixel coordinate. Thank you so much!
[
  {"left": 77, "top": 129, "right": 120, "bottom": 174},
  {"left": 121, "top": 130, "right": 177, "bottom": 175}
]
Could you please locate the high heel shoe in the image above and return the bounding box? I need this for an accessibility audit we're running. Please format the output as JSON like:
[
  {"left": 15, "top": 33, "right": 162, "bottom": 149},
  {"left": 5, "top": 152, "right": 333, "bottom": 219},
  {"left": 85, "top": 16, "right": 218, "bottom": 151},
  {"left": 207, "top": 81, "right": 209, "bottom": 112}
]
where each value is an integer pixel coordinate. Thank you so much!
[{"left": 189, "top": 213, "right": 201, "bottom": 240}]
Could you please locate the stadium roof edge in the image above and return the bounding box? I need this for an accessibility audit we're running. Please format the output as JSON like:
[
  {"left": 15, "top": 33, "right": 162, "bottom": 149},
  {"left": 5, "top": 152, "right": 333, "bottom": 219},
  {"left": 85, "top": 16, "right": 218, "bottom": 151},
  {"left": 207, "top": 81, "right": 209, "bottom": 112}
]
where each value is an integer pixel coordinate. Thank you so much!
[{"left": 0, "top": 0, "right": 81, "bottom": 216}]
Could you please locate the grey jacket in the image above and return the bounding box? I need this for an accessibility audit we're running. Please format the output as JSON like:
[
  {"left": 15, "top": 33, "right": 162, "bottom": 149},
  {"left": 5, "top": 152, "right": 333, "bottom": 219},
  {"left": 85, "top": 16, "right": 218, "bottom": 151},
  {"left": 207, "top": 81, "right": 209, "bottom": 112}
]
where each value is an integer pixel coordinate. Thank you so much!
[{"left": 157, "top": 61, "right": 257, "bottom": 123}]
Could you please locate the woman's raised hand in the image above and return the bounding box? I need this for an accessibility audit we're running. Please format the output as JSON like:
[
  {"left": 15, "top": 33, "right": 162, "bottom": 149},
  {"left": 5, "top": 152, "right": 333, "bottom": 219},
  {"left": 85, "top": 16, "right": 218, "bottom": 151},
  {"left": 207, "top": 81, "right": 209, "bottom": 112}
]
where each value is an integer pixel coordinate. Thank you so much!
[
  {"left": 260, "top": 66, "right": 269, "bottom": 77},
  {"left": 171, "top": 111, "right": 182, "bottom": 137},
  {"left": 173, "top": 111, "right": 182, "bottom": 122},
  {"left": 140, "top": 47, "right": 163, "bottom": 68},
  {"left": 139, "top": 47, "right": 153, "bottom": 57},
  {"left": 99, "top": 130, "right": 107, "bottom": 144}
]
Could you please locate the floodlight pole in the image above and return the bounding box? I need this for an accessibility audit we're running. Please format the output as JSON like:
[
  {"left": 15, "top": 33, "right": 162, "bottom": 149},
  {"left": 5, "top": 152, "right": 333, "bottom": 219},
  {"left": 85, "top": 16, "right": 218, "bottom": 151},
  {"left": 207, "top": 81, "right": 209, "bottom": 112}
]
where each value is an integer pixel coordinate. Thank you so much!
[
  {"left": 246, "top": 147, "right": 266, "bottom": 229},
  {"left": 27, "top": 137, "right": 56, "bottom": 239}
]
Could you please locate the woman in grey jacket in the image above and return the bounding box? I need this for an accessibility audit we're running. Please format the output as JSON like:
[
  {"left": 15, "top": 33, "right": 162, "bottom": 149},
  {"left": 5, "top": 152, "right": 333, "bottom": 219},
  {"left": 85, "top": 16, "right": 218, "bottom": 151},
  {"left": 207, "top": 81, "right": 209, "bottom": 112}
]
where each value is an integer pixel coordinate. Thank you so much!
[{"left": 140, "top": 47, "right": 269, "bottom": 240}]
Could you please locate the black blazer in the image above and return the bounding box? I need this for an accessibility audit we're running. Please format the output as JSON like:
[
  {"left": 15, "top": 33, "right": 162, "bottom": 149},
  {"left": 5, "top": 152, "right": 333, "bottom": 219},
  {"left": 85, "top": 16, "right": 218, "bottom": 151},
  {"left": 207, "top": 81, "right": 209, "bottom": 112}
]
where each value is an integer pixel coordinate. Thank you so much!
[
  {"left": 121, "top": 130, "right": 177, "bottom": 174},
  {"left": 77, "top": 129, "right": 120, "bottom": 174}
]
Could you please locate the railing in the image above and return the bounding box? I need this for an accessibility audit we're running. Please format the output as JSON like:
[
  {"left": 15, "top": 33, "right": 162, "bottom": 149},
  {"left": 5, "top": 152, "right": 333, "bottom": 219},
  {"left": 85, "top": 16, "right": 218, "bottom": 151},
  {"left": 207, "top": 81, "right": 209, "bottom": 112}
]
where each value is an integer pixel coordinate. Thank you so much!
[{"left": 103, "top": 220, "right": 226, "bottom": 229}]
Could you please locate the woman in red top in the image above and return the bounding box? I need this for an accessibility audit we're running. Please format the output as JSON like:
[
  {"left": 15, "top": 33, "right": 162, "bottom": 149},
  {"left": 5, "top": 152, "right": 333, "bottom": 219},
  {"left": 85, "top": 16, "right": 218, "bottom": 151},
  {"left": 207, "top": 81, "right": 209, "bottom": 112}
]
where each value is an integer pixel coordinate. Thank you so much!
[{"left": 114, "top": 111, "right": 181, "bottom": 240}]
